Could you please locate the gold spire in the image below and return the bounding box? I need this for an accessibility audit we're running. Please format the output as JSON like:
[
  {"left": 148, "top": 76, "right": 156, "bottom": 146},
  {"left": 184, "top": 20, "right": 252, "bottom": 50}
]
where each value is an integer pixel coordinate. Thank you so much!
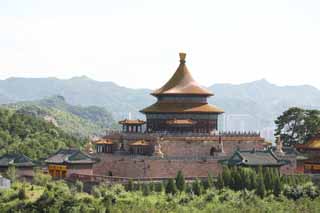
[{"left": 179, "top": 52, "right": 186, "bottom": 63}]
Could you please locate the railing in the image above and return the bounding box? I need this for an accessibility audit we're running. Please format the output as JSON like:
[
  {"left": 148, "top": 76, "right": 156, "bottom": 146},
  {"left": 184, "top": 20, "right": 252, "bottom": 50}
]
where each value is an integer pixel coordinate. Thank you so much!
[
  {"left": 104, "top": 130, "right": 261, "bottom": 138},
  {"left": 68, "top": 173, "right": 209, "bottom": 183},
  {"left": 96, "top": 154, "right": 225, "bottom": 161}
]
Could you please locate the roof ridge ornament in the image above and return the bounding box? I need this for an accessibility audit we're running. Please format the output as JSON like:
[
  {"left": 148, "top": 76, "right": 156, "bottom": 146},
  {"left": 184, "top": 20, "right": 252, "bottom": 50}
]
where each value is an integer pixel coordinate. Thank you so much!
[{"left": 179, "top": 52, "right": 186, "bottom": 63}]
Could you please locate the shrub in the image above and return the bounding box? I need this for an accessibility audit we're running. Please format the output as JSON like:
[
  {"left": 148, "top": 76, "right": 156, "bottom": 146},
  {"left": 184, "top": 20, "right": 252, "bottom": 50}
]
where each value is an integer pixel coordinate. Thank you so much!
[
  {"left": 126, "top": 179, "right": 134, "bottom": 191},
  {"left": 207, "top": 173, "right": 214, "bottom": 189},
  {"left": 5, "top": 165, "right": 17, "bottom": 182},
  {"left": 91, "top": 186, "right": 101, "bottom": 198},
  {"left": 18, "top": 187, "right": 27, "bottom": 200},
  {"left": 256, "top": 173, "right": 266, "bottom": 198},
  {"left": 192, "top": 179, "right": 203, "bottom": 196},
  {"left": 166, "top": 179, "right": 178, "bottom": 195},
  {"left": 175, "top": 171, "right": 186, "bottom": 192},
  {"left": 142, "top": 184, "right": 150, "bottom": 196},
  {"left": 273, "top": 176, "right": 282, "bottom": 197},
  {"left": 216, "top": 174, "right": 224, "bottom": 190},
  {"left": 75, "top": 180, "right": 84, "bottom": 193},
  {"left": 33, "top": 170, "right": 52, "bottom": 186}
]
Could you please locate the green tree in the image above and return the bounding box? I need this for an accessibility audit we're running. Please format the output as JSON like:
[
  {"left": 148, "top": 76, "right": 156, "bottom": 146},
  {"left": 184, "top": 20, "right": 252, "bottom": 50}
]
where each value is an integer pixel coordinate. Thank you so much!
[
  {"left": 91, "top": 186, "right": 101, "bottom": 198},
  {"left": 275, "top": 107, "right": 320, "bottom": 147},
  {"left": 192, "top": 179, "right": 203, "bottom": 196},
  {"left": 166, "top": 179, "right": 178, "bottom": 195},
  {"left": 127, "top": 179, "right": 134, "bottom": 191},
  {"left": 248, "top": 170, "right": 257, "bottom": 190},
  {"left": 222, "top": 166, "right": 232, "bottom": 188},
  {"left": 175, "top": 171, "right": 186, "bottom": 192},
  {"left": 101, "top": 195, "right": 112, "bottom": 213},
  {"left": 75, "top": 180, "right": 83, "bottom": 193},
  {"left": 256, "top": 171, "right": 266, "bottom": 198},
  {"left": 149, "top": 182, "right": 156, "bottom": 192},
  {"left": 273, "top": 175, "right": 282, "bottom": 197},
  {"left": 207, "top": 172, "right": 214, "bottom": 189},
  {"left": 216, "top": 174, "right": 224, "bottom": 190},
  {"left": 18, "top": 185, "right": 27, "bottom": 200},
  {"left": 5, "top": 164, "right": 16, "bottom": 182},
  {"left": 142, "top": 184, "right": 151, "bottom": 196},
  {"left": 33, "top": 169, "right": 52, "bottom": 186},
  {"left": 158, "top": 181, "right": 165, "bottom": 193}
]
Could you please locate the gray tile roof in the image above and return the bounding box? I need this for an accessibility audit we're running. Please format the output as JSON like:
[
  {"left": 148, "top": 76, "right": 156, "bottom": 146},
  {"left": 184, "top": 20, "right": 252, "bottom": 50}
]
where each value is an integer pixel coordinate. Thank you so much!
[
  {"left": 222, "top": 149, "right": 288, "bottom": 166},
  {"left": 45, "top": 148, "right": 95, "bottom": 164},
  {"left": 0, "top": 153, "right": 35, "bottom": 167}
]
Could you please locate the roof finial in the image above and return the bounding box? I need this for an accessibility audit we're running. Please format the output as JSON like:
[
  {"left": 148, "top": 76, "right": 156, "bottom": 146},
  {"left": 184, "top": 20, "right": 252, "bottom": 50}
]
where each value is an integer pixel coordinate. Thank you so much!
[{"left": 179, "top": 52, "right": 186, "bottom": 63}]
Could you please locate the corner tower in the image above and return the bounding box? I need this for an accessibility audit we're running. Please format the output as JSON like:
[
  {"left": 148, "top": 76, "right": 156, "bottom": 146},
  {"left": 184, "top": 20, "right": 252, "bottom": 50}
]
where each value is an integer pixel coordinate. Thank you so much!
[{"left": 141, "top": 53, "right": 223, "bottom": 133}]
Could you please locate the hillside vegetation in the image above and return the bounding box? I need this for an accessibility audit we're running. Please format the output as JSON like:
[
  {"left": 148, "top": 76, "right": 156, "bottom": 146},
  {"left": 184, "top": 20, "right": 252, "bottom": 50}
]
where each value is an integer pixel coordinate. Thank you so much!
[
  {"left": 0, "top": 168, "right": 319, "bottom": 213},
  {"left": 0, "top": 108, "right": 86, "bottom": 160},
  {"left": 3, "top": 95, "right": 118, "bottom": 138}
]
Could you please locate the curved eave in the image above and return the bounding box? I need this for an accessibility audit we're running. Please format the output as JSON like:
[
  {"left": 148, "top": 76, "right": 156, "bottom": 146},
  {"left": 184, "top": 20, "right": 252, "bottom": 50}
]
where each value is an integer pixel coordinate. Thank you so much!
[
  {"left": 151, "top": 92, "right": 213, "bottom": 97},
  {"left": 140, "top": 102, "right": 224, "bottom": 114}
]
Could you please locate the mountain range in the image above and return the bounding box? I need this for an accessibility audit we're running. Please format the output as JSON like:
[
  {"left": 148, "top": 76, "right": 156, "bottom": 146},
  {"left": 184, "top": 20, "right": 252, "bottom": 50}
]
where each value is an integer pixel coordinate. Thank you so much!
[
  {"left": 1, "top": 76, "right": 320, "bottom": 140},
  {"left": 2, "top": 95, "right": 117, "bottom": 138}
]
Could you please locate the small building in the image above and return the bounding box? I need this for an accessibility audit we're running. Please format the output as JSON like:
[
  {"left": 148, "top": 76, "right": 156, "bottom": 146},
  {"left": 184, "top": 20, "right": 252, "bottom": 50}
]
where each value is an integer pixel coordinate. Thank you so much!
[
  {"left": 220, "top": 149, "right": 288, "bottom": 169},
  {"left": 95, "top": 139, "right": 114, "bottom": 153},
  {"left": 296, "top": 133, "right": 320, "bottom": 173},
  {"left": 0, "top": 153, "right": 35, "bottom": 178},
  {"left": 0, "top": 175, "right": 11, "bottom": 189},
  {"left": 45, "top": 149, "right": 96, "bottom": 178},
  {"left": 119, "top": 119, "right": 146, "bottom": 133},
  {"left": 129, "top": 140, "right": 152, "bottom": 155}
]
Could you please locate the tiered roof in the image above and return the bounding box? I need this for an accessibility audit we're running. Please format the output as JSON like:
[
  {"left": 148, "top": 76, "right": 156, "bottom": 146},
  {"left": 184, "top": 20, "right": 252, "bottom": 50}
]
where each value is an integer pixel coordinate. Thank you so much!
[{"left": 141, "top": 53, "right": 223, "bottom": 114}]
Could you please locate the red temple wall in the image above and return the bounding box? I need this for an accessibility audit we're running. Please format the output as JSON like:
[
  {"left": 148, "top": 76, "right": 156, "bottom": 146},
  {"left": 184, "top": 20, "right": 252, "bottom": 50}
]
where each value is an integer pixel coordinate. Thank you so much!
[
  {"left": 160, "top": 138, "right": 266, "bottom": 157},
  {"left": 67, "top": 164, "right": 93, "bottom": 177},
  {"left": 93, "top": 154, "right": 222, "bottom": 178}
]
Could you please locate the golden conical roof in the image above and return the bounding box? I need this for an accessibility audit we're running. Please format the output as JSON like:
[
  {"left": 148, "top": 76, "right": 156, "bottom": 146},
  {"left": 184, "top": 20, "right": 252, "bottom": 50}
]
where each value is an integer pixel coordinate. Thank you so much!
[{"left": 151, "top": 53, "right": 213, "bottom": 96}]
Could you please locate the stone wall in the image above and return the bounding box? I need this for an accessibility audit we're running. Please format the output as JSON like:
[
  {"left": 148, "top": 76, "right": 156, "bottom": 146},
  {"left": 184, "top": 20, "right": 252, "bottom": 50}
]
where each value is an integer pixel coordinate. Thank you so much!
[
  {"left": 0, "top": 167, "right": 34, "bottom": 178},
  {"left": 93, "top": 154, "right": 222, "bottom": 178},
  {"left": 160, "top": 137, "right": 266, "bottom": 157},
  {"left": 278, "top": 154, "right": 297, "bottom": 175},
  {"left": 68, "top": 164, "right": 93, "bottom": 177},
  {"left": 92, "top": 134, "right": 297, "bottom": 178}
]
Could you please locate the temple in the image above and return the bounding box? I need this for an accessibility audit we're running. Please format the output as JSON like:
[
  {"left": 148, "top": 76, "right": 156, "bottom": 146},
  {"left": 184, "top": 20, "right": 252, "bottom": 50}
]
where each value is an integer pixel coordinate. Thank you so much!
[
  {"left": 89, "top": 53, "right": 296, "bottom": 178},
  {"left": 141, "top": 53, "right": 223, "bottom": 133}
]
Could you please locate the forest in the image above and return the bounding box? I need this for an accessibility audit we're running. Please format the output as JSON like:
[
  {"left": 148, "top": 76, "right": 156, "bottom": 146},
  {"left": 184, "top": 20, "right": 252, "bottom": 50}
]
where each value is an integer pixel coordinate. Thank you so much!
[
  {"left": 0, "top": 108, "right": 86, "bottom": 160},
  {"left": 0, "top": 168, "right": 319, "bottom": 213}
]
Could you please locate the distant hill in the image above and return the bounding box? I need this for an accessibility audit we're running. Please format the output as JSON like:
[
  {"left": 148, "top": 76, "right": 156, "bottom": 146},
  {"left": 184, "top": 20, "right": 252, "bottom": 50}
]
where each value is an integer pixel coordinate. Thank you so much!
[
  {"left": 0, "top": 76, "right": 154, "bottom": 120},
  {"left": 0, "top": 107, "right": 86, "bottom": 160},
  {"left": 210, "top": 79, "right": 320, "bottom": 132},
  {"left": 1, "top": 76, "right": 320, "bottom": 140},
  {"left": 2, "top": 95, "right": 118, "bottom": 138}
]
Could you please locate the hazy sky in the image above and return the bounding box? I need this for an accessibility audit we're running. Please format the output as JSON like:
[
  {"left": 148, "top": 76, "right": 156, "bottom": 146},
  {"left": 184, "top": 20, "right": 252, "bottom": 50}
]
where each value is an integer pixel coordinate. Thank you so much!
[{"left": 1, "top": 0, "right": 320, "bottom": 89}]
